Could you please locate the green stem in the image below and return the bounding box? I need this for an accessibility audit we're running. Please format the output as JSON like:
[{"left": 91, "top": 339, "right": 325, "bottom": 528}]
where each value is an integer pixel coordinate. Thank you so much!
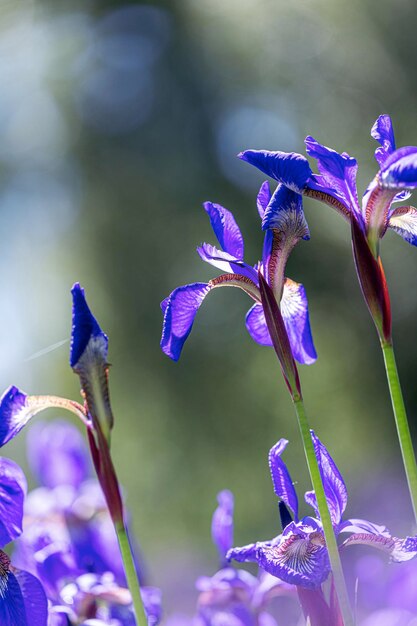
[
  {"left": 293, "top": 396, "right": 354, "bottom": 626},
  {"left": 381, "top": 342, "right": 417, "bottom": 523},
  {"left": 115, "top": 522, "right": 149, "bottom": 626}
]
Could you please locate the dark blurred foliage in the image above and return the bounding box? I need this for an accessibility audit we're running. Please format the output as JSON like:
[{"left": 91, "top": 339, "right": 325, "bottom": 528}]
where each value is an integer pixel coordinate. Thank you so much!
[{"left": 2, "top": 0, "right": 417, "bottom": 615}]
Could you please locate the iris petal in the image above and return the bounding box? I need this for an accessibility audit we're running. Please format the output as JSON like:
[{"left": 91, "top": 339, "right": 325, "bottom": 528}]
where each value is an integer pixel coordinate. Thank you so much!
[
  {"left": 262, "top": 186, "right": 309, "bottom": 240},
  {"left": 380, "top": 146, "right": 417, "bottom": 190},
  {"left": 0, "top": 458, "right": 26, "bottom": 546},
  {"left": 268, "top": 439, "right": 298, "bottom": 520},
  {"left": 197, "top": 244, "right": 259, "bottom": 283},
  {"left": 0, "top": 561, "right": 47, "bottom": 626},
  {"left": 245, "top": 304, "right": 272, "bottom": 347},
  {"left": 203, "top": 202, "right": 244, "bottom": 259},
  {"left": 387, "top": 205, "right": 417, "bottom": 246},
  {"left": 256, "top": 528, "right": 329, "bottom": 589},
  {"left": 257, "top": 181, "right": 271, "bottom": 219},
  {"left": 280, "top": 279, "right": 317, "bottom": 365},
  {"left": 310, "top": 432, "right": 347, "bottom": 527},
  {"left": 371, "top": 114, "right": 396, "bottom": 167},
  {"left": 211, "top": 490, "right": 234, "bottom": 565},
  {"left": 160, "top": 283, "right": 211, "bottom": 361},
  {"left": 0, "top": 387, "right": 30, "bottom": 448},
  {"left": 238, "top": 150, "right": 312, "bottom": 193},
  {"left": 304, "top": 136, "right": 359, "bottom": 215}
]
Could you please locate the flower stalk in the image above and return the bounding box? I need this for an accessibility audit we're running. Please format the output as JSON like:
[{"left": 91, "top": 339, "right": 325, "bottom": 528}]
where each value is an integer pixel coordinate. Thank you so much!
[
  {"left": 292, "top": 397, "right": 353, "bottom": 626},
  {"left": 258, "top": 272, "right": 354, "bottom": 626},
  {"left": 381, "top": 341, "right": 417, "bottom": 524}
]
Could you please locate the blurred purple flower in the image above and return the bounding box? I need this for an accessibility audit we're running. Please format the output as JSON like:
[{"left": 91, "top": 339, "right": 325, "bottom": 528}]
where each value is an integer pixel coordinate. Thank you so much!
[
  {"left": 0, "top": 456, "right": 48, "bottom": 625},
  {"left": 161, "top": 187, "right": 316, "bottom": 365}
]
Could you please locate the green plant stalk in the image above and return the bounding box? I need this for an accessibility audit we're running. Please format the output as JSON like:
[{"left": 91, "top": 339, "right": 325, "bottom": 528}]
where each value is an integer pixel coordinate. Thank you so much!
[
  {"left": 293, "top": 395, "right": 354, "bottom": 626},
  {"left": 381, "top": 341, "right": 417, "bottom": 524},
  {"left": 115, "top": 522, "right": 148, "bottom": 626}
]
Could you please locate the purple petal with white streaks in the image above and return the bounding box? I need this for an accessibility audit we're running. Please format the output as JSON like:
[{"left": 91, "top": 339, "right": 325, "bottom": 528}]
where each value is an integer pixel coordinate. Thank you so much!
[
  {"left": 387, "top": 205, "right": 417, "bottom": 246},
  {"left": 0, "top": 458, "right": 26, "bottom": 546},
  {"left": 0, "top": 386, "right": 31, "bottom": 447},
  {"left": 262, "top": 185, "right": 309, "bottom": 241},
  {"left": 197, "top": 244, "right": 259, "bottom": 283},
  {"left": 380, "top": 146, "right": 417, "bottom": 190},
  {"left": 245, "top": 304, "right": 272, "bottom": 347},
  {"left": 280, "top": 279, "right": 317, "bottom": 365}
]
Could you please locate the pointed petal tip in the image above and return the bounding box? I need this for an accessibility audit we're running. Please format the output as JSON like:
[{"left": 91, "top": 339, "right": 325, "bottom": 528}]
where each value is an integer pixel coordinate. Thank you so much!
[{"left": 70, "top": 284, "right": 108, "bottom": 369}]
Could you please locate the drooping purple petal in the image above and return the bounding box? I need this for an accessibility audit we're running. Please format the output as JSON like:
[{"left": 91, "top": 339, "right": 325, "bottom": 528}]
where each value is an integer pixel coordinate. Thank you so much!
[
  {"left": 203, "top": 202, "right": 244, "bottom": 259},
  {"left": 0, "top": 458, "right": 26, "bottom": 546},
  {"left": 27, "top": 420, "right": 90, "bottom": 490},
  {"left": 371, "top": 114, "right": 396, "bottom": 167},
  {"left": 211, "top": 490, "right": 234, "bottom": 565},
  {"left": 268, "top": 439, "right": 298, "bottom": 520},
  {"left": 0, "top": 386, "right": 31, "bottom": 447},
  {"left": 310, "top": 431, "right": 347, "bottom": 527},
  {"left": 160, "top": 283, "right": 211, "bottom": 361},
  {"left": 257, "top": 181, "right": 271, "bottom": 219},
  {"left": 238, "top": 150, "right": 312, "bottom": 193},
  {"left": 0, "top": 554, "right": 48, "bottom": 626},
  {"left": 245, "top": 304, "right": 272, "bottom": 347},
  {"left": 387, "top": 205, "right": 417, "bottom": 246},
  {"left": 256, "top": 525, "right": 330, "bottom": 589},
  {"left": 70, "top": 283, "right": 108, "bottom": 369},
  {"left": 262, "top": 185, "right": 310, "bottom": 240},
  {"left": 380, "top": 146, "right": 417, "bottom": 190},
  {"left": 197, "top": 244, "right": 259, "bottom": 283},
  {"left": 304, "top": 136, "right": 359, "bottom": 214},
  {"left": 280, "top": 279, "right": 317, "bottom": 365}
]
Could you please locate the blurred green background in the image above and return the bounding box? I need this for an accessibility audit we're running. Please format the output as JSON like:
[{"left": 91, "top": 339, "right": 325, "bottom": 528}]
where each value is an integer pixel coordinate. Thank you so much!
[{"left": 2, "top": 0, "right": 417, "bottom": 614}]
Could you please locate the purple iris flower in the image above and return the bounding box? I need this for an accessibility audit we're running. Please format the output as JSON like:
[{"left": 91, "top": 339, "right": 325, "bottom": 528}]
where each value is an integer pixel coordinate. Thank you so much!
[
  {"left": 0, "top": 456, "right": 48, "bottom": 625},
  {"left": 239, "top": 115, "right": 417, "bottom": 341},
  {"left": 227, "top": 434, "right": 417, "bottom": 591},
  {"left": 239, "top": 114, "right": 417, "bottom": 252},
  {"left": 161, "top": 187, "right": 317, "bottom": 365}
]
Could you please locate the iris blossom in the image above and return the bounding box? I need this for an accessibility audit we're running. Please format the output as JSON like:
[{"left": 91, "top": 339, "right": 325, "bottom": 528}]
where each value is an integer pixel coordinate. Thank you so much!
[
  {"left": 227, "top": 434, "right": 417, "bottom": 591},
  {"left": 239, "top": 115, "right": 417, "bottom": 342},
  {"left": 160, "top": 187, "right": 317, "bottom": 368},
  {"left": 0, "top": 456, "right": 48, "bottom": 625}
]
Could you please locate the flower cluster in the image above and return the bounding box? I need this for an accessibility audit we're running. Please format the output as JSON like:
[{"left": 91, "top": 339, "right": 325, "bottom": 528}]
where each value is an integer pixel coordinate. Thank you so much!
[{"left": 0, "top": 114, "right": 417, "bottom": 625}]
